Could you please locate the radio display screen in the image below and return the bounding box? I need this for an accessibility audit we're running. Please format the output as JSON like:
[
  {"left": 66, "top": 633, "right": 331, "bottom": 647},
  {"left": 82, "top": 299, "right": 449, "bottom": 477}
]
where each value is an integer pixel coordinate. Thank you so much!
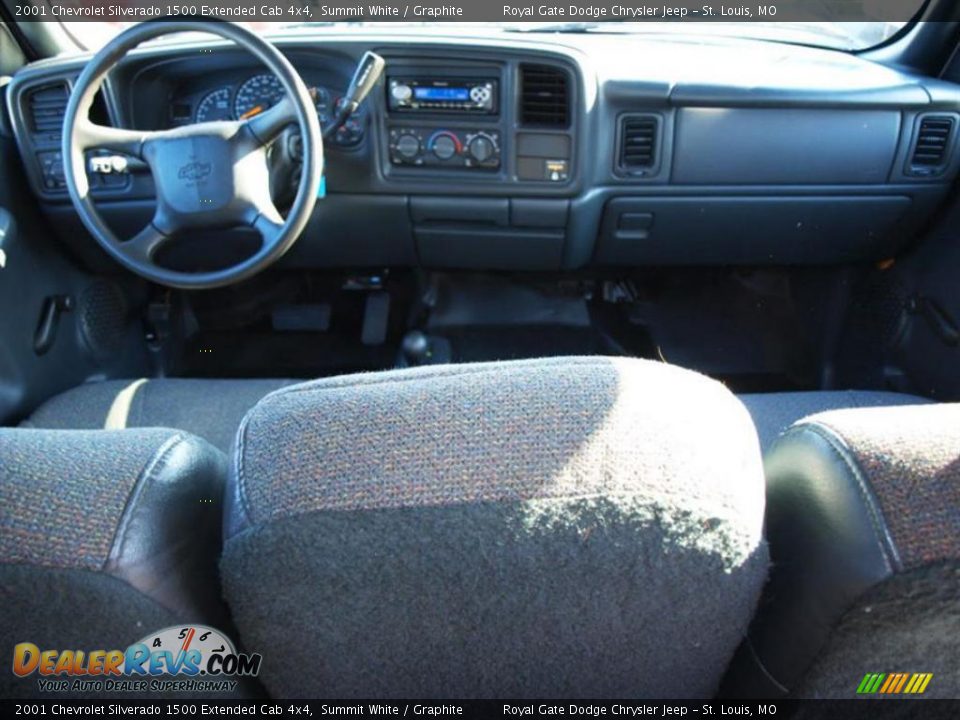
[{"left": 414, "top": 87, "right": 470, "bottom": 101}]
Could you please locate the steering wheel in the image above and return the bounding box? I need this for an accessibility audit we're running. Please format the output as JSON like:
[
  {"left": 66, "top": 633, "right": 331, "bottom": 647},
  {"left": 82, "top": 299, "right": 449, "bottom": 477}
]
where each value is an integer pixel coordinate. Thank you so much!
[{"left": 62, "top": 19, "right": 323, "bottom": 290}]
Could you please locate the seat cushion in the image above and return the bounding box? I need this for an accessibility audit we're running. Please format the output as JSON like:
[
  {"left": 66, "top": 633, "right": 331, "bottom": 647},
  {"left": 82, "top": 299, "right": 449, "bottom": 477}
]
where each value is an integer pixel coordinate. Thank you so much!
[
  {"left": 222, "top": 356, "right": 769, "bottom": 698},
  {"left": 738, "top": 390, "right": 932, "bottom": 451},
  {"left": 25, "top": 378, "right": 294, "bottom": 453},
  {"left": 0, "top": 428, "right": 228, "bottom": 698}
]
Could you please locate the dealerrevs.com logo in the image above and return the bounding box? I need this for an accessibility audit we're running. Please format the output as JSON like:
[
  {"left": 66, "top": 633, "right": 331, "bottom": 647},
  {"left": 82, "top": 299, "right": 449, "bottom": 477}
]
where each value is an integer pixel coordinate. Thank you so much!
[{"left": 12, "top": 625, "right": 261, "bottom": 693}]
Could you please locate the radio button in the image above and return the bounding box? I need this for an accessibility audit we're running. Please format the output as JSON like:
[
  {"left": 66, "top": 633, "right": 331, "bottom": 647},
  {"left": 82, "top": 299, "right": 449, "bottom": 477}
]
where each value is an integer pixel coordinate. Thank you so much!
[{"left": 470, "top": 86, "right": 491, "bottom": 105}]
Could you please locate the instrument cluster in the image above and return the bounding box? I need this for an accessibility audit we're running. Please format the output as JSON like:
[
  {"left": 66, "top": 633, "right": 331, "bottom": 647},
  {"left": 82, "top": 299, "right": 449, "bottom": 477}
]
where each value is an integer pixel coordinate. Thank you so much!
[{"left": 171, "top": 73, "right": 366, "bottom": 147}]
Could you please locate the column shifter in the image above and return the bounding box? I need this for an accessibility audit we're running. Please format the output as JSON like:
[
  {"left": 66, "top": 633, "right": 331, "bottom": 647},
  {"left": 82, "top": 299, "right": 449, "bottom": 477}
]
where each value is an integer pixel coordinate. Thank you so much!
[{"left": 324, "top": 51, "right": 386, "bottom": 140}]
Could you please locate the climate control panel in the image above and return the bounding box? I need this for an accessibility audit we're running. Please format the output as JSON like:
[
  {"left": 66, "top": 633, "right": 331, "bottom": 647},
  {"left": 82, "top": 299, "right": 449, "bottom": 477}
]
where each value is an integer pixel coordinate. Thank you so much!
[{"left": 387, "top": 127, "right": 501, "bottom": 170}]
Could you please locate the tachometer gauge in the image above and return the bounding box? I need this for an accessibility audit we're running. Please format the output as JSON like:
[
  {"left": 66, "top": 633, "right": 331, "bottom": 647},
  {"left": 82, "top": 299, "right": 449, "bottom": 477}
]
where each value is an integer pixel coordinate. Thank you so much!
[
  {"left": 234, "top": 74, "right": 285, "bottom": 121},
  {"left": 194, "top": 87, "right": 233, "bottom": 123}
]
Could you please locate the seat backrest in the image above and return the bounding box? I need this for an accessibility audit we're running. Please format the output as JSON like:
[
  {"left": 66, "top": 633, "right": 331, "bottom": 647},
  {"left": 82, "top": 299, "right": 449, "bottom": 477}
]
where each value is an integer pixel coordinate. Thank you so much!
[
  {"left": 222, "top": 356, "right": 770, "bottom": 698},
  {"left": 724, "top": 403, "right": 960, "bottom": 698},
  {"left": 0, "top": 428, "right": 228, "bottom": 698}
]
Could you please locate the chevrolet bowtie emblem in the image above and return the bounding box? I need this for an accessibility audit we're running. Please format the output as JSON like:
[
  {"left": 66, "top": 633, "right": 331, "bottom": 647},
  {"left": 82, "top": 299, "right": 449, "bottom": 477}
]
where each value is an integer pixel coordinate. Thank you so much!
[{"left": 178, "top": 161, "right": 212, "bottom": 181}]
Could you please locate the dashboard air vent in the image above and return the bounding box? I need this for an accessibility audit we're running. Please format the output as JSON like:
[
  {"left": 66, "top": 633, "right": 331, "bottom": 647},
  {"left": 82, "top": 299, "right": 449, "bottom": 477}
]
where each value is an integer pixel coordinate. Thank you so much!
[
  {"left": 519, "top": 64, "right": 569, "bottom": 128},
  {"left": 619, "top": 114, "right": 659, "bottom": 171},
  {"left": 27, "top": 82, "right": 70, "bottom": 139},
  {"left": 910, "top": 115, "right": 955, "bottom": 174}
]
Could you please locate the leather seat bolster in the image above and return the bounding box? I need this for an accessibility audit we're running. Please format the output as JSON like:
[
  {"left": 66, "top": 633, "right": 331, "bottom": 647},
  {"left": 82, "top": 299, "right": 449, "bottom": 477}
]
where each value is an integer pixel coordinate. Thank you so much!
[
  {"left": 737, "top": 422, "right": 898, "bottom": 694},
  {"left": 104, "top": 432, "right": 228, "bottom": 621}
]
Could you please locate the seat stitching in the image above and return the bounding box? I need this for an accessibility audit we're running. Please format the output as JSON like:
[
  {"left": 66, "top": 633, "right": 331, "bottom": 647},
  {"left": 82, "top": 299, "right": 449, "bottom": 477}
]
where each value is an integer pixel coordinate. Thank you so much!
[{"left": 233, "top": 409, "right": 255, "bottom": 531}]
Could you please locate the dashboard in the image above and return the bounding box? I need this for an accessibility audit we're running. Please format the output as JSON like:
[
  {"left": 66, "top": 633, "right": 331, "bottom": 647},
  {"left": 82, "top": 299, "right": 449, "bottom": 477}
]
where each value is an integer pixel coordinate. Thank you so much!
[{"left": 5, "top": 28, "right": 960, "bottom": 273}]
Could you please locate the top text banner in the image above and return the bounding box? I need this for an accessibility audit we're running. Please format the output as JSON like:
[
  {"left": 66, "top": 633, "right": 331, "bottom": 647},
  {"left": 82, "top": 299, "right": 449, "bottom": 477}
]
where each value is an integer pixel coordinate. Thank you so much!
[{"left": 11, "top": 0, "right": 925, "bottom": 23}]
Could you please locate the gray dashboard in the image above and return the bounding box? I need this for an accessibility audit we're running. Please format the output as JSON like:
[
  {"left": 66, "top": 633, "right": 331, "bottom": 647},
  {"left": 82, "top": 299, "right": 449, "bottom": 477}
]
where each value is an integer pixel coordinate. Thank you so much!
[{"left": 5, "top": 28, "right": 960, "bottom": 272}]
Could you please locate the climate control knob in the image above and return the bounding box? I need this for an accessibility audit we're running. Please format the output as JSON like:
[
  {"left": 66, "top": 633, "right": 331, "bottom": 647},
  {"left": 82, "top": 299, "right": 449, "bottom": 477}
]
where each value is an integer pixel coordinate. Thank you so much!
[
  {"left": 432, "top": 134, "right": 458, "bottom": 161},
  {"left": 467, "top": 135, "right": 495, "bottom": 163},
  {"left": 396, "top": 134, "right": 421, "bottom": 159}
]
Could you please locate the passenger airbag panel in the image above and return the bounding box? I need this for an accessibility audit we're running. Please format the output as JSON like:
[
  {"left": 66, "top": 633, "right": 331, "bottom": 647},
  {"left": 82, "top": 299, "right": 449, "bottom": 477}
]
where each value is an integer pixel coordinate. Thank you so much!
[{"left": 673, "top": 109, "right": 901, "bottom": 185}]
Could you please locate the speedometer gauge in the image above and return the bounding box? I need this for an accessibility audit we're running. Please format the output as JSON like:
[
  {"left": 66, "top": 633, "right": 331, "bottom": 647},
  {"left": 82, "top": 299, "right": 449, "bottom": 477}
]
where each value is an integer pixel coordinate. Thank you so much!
[
  {"left": 195, "top": 87, "right": 233, "bottom": 123},
  {"left": 234, "top": 74, "right": 285, "bottom": 120}
]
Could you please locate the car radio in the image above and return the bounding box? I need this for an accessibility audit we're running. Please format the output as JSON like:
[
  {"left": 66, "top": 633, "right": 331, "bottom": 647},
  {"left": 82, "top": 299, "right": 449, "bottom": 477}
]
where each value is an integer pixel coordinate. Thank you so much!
[{"left": 388, "top": 78, "right": 498, "bottom": 114}]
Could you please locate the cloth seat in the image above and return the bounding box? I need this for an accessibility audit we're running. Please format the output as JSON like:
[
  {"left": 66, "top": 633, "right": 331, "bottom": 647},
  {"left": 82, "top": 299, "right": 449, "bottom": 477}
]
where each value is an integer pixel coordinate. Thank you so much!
[
  {"left": 24, "top": 378, "right": 294, "bottom": 453},
  {"left": 0, "top": 428, "right": 229, "bottom": 698},
  {"left": 723, "top": 403, "right": 960, "bottom": 699},
  {"left": 221, "top": 356, "right": 770, "bottom": 698}
]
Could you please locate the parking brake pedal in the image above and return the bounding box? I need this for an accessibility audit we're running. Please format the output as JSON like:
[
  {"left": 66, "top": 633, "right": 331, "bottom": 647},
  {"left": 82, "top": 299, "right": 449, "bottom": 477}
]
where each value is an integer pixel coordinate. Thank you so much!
[
  {"left": 33, "top": 294, "right": 73, "bottom": 356},
  {"left": 361, "top": 292, "right": 390, "bottom": 346}
]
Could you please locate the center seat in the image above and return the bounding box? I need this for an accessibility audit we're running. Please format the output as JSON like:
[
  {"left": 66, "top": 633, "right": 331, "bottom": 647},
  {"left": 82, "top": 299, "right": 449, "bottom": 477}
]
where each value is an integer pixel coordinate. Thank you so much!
[{"left": 219, "top": 356, "right": 770, "bottom": 698}]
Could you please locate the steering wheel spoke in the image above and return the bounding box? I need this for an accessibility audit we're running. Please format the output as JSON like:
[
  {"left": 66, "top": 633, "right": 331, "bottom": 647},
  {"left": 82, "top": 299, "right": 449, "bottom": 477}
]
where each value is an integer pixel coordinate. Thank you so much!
[
  {"left": 123, "top": 221, "right": 170, "bottom": 264},
  {"left": 76, "top": 119, "right": 152, "bottom": 158},
  {"left": 245, "top": 95, "right": 297, "bottom": 145},
  {"left": 252, "top": 202, "right": 287, "bottom": 247}
]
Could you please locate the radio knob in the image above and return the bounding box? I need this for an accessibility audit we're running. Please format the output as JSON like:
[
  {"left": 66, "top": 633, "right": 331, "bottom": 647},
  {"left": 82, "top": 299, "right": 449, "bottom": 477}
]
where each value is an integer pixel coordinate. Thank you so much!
[
  {"left": 468, "top": 135, "right": 495, "bottom": 163},
  {"left": 391, "top": 84, "right": 412, "bottom": 101},
  {"left": 432, "top": 134, "right": 458, "bottom": 160},
  {"left": 396, "top": 134, "right": 421, "bottom": 159}
]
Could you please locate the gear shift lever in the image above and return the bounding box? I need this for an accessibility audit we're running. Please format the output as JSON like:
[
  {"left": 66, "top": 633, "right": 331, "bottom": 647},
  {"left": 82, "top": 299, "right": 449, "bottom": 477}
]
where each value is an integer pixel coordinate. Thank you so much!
[
  {"left": 401, "top": 330, "right": 431, "bottom": 366},
  {"left": 324, "top": 51, "right": 386, "bottom": 139}
]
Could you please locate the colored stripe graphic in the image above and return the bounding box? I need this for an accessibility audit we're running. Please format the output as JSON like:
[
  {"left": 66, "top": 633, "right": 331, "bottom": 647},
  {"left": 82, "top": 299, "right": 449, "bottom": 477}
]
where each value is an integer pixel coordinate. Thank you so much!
[
  {"left": 857, "top": 673, "right": 886, "bottom": 694},
  {"left": 857, "top": 672, "right": 933, "bottom": 694},
  {"left": 894, "top": 673, "right": 910, "bottom": 693},
  {"left": 905, "top": 673, "right": 934, "bottom": 694},
  {"left": 879, "top": 674, "right": 896, "bottom": 693}
]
